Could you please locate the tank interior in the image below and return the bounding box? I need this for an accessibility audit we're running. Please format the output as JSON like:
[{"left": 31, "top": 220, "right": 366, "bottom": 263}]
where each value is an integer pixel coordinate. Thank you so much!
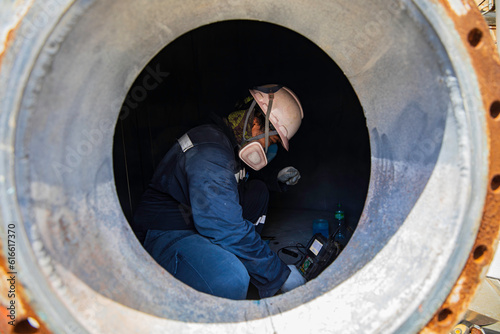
[{"left": 112, "top": 20, "right": 371, "bottom": 296}]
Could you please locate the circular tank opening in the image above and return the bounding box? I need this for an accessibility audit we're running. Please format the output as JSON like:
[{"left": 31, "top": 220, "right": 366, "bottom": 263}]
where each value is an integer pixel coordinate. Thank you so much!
[{"left": 112, "top": 20, "right": 370, "bottom": 299}]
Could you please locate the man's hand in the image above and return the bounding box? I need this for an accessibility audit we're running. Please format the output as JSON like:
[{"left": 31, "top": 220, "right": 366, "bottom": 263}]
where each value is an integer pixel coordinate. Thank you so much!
[
  {"left": 277, "top": 166, "right": 301, "bottom": 185},
  {"left": 280, "top": 265, "right": 306, "bottom": 293}
]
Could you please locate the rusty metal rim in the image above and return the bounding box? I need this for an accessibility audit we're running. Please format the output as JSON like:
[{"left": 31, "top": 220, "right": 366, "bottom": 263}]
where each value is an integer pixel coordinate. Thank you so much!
[
  {"left": 0, "top": 2, "right": 77, "bottom": 333},
  {"left": 421, "top": 0, "right": 500, "bottom": 333},
  {"left": 0, "top": 7, "right": 45, "bottom": 334}
]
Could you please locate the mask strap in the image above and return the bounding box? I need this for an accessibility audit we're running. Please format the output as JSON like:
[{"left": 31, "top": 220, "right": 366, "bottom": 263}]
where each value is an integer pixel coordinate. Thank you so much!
[
  {"left": 246, "top": 130, "right": 278, "bottom": 142},
  {"left": 241, "top": 100, "right": 257, "bottom": 146},
  {"left": 264, "top": 93, "right": 274, "bottom": 153}
]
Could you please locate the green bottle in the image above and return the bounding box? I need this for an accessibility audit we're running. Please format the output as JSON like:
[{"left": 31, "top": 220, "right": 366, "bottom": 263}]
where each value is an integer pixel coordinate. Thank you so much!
[{"left": 334, "top": 202, "right": 344, "bottom": 223}]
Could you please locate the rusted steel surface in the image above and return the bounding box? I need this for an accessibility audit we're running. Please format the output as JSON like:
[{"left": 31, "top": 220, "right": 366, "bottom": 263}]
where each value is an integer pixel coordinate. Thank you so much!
[
  {"left": 0, "top": 246, "right": 49, "bottom": 333},
  {"left": 0, "top": 28, "right": 14, "bottom": 73},
  {"left": 1, "top": 3, "right": 40, "bottom": 333},
  {"left": 0, "top": 0, "right": 33, "bottom": 73},
  {"left": 0, "top": 3, "right": 51, "bottom": 333},
  {"left": 421, "top": 0, "right": 500, "bottom": 333}
]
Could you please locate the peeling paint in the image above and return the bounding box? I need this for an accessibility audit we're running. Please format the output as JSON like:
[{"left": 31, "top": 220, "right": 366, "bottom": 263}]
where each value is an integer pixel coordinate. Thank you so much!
[
  {"left": 0, "top": 0, "right": 35, "bottom": 71},
  {"left": 449, "top": 277, "right": 465, "bottom": 304},
  {"left": 447, "top": 0, "right": 472, "bottom": 16}
]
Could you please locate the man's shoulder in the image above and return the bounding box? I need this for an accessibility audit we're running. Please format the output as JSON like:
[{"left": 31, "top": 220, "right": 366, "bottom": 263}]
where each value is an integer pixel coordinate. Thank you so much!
[{"left": 186, "top": 124, "right": 233, "bottom": 151}]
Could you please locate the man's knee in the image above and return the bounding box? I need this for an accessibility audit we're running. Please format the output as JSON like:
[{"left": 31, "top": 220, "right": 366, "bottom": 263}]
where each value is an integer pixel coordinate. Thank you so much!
[{"left": 213, "top": 259, "right": 250, "bottom": 300}]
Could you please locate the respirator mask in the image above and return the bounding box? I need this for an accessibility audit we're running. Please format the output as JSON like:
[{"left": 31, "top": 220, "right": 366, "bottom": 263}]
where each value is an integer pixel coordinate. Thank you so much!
[{"left": 238, "top": 85, "right": 282, "bottom": 171}]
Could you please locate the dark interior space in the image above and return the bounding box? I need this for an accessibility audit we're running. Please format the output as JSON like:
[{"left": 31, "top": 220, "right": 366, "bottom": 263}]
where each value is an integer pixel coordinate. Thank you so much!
[{"left": 113, "top": 20, "right": 371, "bottom": 257}]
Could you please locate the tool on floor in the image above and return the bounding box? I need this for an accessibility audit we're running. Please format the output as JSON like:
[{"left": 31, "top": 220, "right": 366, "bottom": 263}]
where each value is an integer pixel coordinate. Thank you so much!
[
  {"left": 282, "top": 248, "right": 299, "bottom": 258},
  {"left": 277, "top": 244, "right": 307, "bottom": 265},
  {"left": 297, "top": 233, "right": 341, "bottom": 281},
  {"left": 297, "top": 205, "right": 352, "bottom": 280}
]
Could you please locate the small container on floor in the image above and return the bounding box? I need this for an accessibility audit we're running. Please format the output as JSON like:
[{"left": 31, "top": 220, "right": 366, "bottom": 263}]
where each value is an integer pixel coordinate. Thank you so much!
[{"left": 312, "top": 219, "right": 329, "bottom": 239}]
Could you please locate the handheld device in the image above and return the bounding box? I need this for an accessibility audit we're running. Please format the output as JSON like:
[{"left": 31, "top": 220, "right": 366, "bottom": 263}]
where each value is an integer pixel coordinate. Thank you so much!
[{"left": 297, "top": 233, "right": 341, "bottom": 281}]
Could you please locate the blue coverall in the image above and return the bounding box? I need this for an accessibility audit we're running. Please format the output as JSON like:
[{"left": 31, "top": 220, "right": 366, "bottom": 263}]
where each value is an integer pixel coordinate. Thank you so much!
[{"left": 133, "top": 122, "right": 291, "bottom": 299}]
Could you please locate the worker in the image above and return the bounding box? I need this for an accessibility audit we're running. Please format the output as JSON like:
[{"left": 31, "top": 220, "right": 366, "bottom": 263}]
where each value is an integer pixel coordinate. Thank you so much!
[{"left": 132, "top": 84, "right": 305, "bottom": 300}]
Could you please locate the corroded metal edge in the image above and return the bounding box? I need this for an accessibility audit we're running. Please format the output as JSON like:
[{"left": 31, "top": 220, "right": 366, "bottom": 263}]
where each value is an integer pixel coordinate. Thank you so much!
[
  {"left": 0, "top": 248, "right": 51, "bottom": 334},
  {"left": 0, "top": 2, "right": 51, "bottom": 333},
  {"left": 421, "top": 1, "right": 500, "bottom": 333}
]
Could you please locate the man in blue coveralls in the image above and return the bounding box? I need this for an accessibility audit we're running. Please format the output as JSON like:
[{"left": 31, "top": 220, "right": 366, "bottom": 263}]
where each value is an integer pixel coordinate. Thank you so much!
[{"left": 133, "top": 84, "right": 305, "bottom": 299}]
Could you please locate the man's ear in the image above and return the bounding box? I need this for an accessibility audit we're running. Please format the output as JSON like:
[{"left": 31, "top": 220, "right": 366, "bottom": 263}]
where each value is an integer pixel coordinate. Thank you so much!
[{"left": 252, "top": 117, "right": 263, "bottom": 134}]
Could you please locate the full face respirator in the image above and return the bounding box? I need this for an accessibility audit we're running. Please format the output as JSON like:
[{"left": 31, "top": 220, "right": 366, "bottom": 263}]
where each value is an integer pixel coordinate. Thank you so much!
[{"left": 238, "top": 85, "right": 282, "bottom": 171}]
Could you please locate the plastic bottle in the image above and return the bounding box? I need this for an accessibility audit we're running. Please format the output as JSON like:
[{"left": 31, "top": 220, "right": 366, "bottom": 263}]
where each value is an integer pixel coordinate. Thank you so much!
[{"left": 334, "top": 202, "right": 344, "bottom": 223}]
